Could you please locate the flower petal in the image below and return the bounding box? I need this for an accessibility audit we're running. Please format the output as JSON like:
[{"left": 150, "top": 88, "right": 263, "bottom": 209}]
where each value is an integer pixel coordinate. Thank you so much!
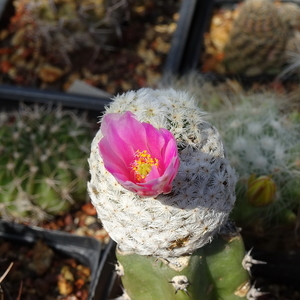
[{"left": 98, "top": 111, "right": 180, "bottom": 197}]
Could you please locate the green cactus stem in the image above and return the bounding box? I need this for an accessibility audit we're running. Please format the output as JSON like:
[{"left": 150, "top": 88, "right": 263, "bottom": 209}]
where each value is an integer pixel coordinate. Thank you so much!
[{"left": 116, "top": 227, "right": 250, "bottom": 300}]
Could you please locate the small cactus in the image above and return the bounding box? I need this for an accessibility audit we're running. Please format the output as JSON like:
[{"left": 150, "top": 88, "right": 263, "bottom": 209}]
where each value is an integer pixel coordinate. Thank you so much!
[
  {"left": 222, "top": 0, "right": 290, "bottom": 75},
  {"left": 88, "top": 88, "right": 252, "bottom": 299},
  {"left": 192, "top": 84, "right": 300, "bottom": 230},
  {"left": 160, "top": 74, "right": 300, "bottom": 233},
  {"left": 0, "top": 103, "right": 94, "bottom": 223},
  {"left": 11, "top": 0, "right": 128, "bottom": 64}
]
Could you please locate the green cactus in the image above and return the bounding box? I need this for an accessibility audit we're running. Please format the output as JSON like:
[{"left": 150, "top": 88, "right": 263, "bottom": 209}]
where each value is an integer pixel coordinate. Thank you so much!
[
  {"left": 0, "top": 103, "right": 94, "bottom": 223},
  {"left": 116, "top": 228, "right": 250, "bottom": 300},
  {"left": 88, "top": 88, "right": 255, "bottom": 300}
]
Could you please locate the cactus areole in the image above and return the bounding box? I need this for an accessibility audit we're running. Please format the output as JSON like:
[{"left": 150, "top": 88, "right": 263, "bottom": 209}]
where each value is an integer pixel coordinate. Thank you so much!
[{"left": 88, "top": 88, "right": 237, "bottom": 258}]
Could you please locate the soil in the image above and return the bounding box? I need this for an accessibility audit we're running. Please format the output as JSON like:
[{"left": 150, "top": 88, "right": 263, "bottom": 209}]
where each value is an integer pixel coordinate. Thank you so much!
[
  {"left": 36, "top": 203, "right": 110, "bottom": 245},
  {"left": 0, "top": 0, "right": 182, "bottom": 95},
  {"left": 0, "top": 239, "right": 91, "bottom": 300}
]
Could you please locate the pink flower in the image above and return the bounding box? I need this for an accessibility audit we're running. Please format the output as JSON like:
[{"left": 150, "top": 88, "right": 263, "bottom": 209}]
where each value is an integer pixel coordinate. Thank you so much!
[{"left": 98, "top": 111, "right": 180, "bottom": 197}]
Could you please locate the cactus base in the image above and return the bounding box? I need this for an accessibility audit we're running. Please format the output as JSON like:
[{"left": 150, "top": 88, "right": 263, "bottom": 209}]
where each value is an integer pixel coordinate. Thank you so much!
[{"left": 116, "top": 231, "right": 250, "bottom": 300}]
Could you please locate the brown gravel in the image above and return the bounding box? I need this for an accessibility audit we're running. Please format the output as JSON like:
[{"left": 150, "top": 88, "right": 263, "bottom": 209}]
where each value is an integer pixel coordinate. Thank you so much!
[
  {"left": 0, "top": 0, "right": 182, "bottom": 95},
  {"left": 0, "top": 239, "right": 91, "bottom": 300}
]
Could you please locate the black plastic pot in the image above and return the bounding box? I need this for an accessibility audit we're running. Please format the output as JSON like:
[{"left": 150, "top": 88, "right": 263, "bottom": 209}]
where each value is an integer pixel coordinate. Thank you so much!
[
  {"left": 0, "top": 0, "right": 14, "bottom": 29},
  {"left": 161, "top": 0, "right": 225, "bottom": 78},
  {"left": 0, "top": 0, "right": 184, "bottom": 112},
  {"left": 0, "top": 84, "right": 111, "bottom": 112},
  {"left": 163, "top": 0, "right": 215, "bottom": 77},
  {"left": 0, "top": 0, "right": 111, "bottom": 112},
  {"left": 0, "top": 220, "right": 113, "bottom": 300}
]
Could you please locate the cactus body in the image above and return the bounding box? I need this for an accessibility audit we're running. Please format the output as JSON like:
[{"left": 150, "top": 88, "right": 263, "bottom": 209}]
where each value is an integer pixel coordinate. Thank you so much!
[
  {"left": 10, "top": 0, "right": 128, "bottom": 65},
  {"left": 88, "top": 88, "right": 253, "bottom": 299},
  {"left": 88, "top": 88, "right": 237, "bottom": 258},
  {"left": 116, "top": 231, "right": 250, "bottom": 300},
  {"left": 223, "top": 0, "right": 290, "bottom": 75},
  {"left": 220, "top": 100, "right": 299, "bottom": 228},
  {"left": 0, "top": 103, "right": 93, "bottom": 223}
]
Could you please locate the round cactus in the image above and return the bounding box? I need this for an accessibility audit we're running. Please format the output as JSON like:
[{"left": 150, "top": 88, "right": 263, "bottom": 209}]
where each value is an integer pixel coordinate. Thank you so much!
[
  {"left": 88, "top": 88, "right": 237, "bottom": 258},
  {"left": 197, "top": 89, "right": 300, "bottom": 230},
  {"left": 222, "top": 0, "right": 290, "bottom": 75},
  {"left": 0, "top": 103, "right": 94, "bottom": 223}
]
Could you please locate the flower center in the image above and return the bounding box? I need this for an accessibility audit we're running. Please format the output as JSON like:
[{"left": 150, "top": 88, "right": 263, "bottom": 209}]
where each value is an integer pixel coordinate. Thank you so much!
[{"left": 131, "top": 150, "right": 159, "bottom": 182}]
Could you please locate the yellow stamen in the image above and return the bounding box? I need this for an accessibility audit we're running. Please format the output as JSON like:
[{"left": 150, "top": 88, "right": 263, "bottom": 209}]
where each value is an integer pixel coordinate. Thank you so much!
[{"left": 131, "top": 150, "right": 159, "bottom": 182}]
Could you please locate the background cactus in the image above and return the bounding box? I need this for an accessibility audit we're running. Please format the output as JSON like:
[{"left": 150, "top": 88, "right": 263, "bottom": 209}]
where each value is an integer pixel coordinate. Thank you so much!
[
  {"left": 219, "top": 0, "right": 300, "bottom": 76},
  {"left": 204, "top": 93, "right": 300, "bottom": 233},
  {"left": 160, "top": 74, "right": 300, "bottom": 240},
  {"left": 88, "top": 88, "right": 253, "bottom": 299},
  {"left": 0, "top": 103, "right": 94, "bottom": 223},
  {"left": 222, "top": 0, "right": 290, "bottom": 76},
  {"left": 11, "top": 0, "right": 128, "bottom": 65}
]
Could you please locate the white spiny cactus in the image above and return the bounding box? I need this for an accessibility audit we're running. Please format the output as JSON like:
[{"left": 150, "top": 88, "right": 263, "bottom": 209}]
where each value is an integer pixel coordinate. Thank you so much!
[
  {"left": 88, "top": 88, "right": 237, "bottom": 258},
  {"left": 162, "top": 74, "right": 300, "bottom": 227}
]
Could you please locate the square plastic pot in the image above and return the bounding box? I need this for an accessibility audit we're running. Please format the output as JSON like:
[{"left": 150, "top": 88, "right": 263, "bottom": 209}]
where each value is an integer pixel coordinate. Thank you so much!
[
  {"left": 0, "top": 0, "right": 14, "bottom": 29},
  {"left": 0, "top": 220, "right": 113, "bottom": 300},
  {"left": 0, "top": 0, "right": 186, "bottom": 110},
  {"left": 0, "top": 84, "right": 111, "bottom": 112}
]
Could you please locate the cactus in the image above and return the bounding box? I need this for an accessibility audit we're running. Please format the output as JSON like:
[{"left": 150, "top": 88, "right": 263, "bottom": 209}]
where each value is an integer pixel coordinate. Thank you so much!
[
  {"left": 0, "top": 103, "right": 94, "bottom": 223},
  {"left": 116, "top": 228, "right": 250, "bottom": 300},
  {"left": 279, "top": 1, "right": 300, "bottom": 78},
  {"left": 179, "top": 75, "right": 300, "bottom": 231},
  {"left": 276, "top": 2, "right": 300, "bottom": 31},
  {"left": 280, "top": 31, "right": 300, "bottom": 78},
  {"left": 11, "top": 0, "right": 128, "bottom": 64},
  {"left": 160, "top": 73, "right": 300, "bottom": 238},
  {"left": 205, "top": 93, "right": 300, "bottom": 230},
  {"left": 222, "top": 0, "right": 290, "bottom": 76},
  {"left": 88, "top": 88, "right": 254, "bottom": 300}
]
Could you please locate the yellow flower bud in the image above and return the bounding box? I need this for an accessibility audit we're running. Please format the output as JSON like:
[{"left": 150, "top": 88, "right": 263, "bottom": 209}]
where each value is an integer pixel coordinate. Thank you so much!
[{"left": 246, "top": 174, "right": 277, "bottom": 207}]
